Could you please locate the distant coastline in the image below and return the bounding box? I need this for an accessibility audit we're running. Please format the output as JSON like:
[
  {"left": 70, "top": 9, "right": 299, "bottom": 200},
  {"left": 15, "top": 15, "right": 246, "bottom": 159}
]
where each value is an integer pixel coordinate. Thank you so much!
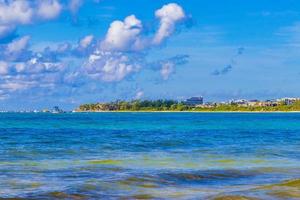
[
  {"left": 3, "top": 110, "right": 300, "bottom": 114},
  {"left": 74, "top": 110, "right": 300, "bottom": 113},
  {"left": 76, "top": 99, "right": 300, "bottom": 113},
  {"left": 6, "top": 98, "right": 300, "bottom": 113}
]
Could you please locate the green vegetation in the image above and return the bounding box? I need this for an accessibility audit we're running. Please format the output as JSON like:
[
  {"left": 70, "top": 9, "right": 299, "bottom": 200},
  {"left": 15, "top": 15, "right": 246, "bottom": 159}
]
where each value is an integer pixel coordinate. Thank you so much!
[
  {"left": 77, "top": 100, "right": 300, "bottom": 112},
  {"left": 78, "top": 100, "right": 188, "bottom": 111}
]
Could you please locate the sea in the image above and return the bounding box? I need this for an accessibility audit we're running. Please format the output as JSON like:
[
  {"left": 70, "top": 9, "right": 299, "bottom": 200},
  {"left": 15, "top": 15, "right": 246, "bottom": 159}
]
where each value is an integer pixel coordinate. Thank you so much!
[{"left": 0, "top": 112, "right": 300, "bottom": 199}]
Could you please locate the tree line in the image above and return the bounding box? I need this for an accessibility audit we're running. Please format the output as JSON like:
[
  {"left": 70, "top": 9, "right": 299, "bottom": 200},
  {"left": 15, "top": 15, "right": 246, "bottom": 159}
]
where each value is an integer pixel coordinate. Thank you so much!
[
  {"left": 78, "top": 100, "right": 190, "bottom": 111},
  {"left": 77, "top": 100, "right": 300, "bottom": 112}
]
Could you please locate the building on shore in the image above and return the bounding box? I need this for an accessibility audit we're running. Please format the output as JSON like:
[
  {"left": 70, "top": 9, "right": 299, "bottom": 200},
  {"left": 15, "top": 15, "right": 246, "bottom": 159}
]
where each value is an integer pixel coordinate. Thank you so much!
[
  {"left": 262, "top": 100, "right": 279, "bottom": 107},
  {"left": 230, "top": 99, "right": 248, "bottom": 107},
  {"left": 278, "top": 98, "right": 300, "bottom": 105},
  {"left": 247, "top": 100, "right": 260, "bottom": 107},
  {"left": 184, "top": 97, "right": 204, "bottom": 106}
]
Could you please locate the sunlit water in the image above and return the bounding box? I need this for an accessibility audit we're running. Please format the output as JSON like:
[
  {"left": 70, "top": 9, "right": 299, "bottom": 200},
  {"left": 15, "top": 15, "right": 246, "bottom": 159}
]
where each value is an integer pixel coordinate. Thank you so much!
[{"left": 1, "top": 113, "right": 300, "bottom": 199}]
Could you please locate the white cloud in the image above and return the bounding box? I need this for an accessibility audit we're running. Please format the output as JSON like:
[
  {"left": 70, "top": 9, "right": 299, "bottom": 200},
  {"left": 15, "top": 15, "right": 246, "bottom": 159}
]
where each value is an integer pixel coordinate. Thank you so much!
[
  {"left": 101, "top": 15, "right": 144, "bottom": 51},
  {"left": 0, "top": 82, "right": 32, "bottom": 92},
  {"left": 0, "top": 2, "right": 189, "bottom": 100},
  {"left": 79, "top": 35, "right": 94, "bottom": 49},
  {"left": 0, "top": 56, "right": 68, "bottom": 98},
  {"left": 100, "top": 3, "right": 186, "bottom": 52},
  {"left": 7, "top": 36, "right": 30, "bottom": 54},
  {"left": 0, "top": 61, "right": 9, "bottom": 75},
  {"left": 23, "top": 57, "right": 64, "bottom": 74},
  {"left": 82, "top": 3, "right": 188, "bottom": 82},
  {"left": 57, "top": 42, "right": 72, "bottom": 53},
  {"left": 37, "top": 0, "right": 62, "bottom": 20},
  {"left": 0, "top": 1, "right": 33, "bottom": 25},
  {"left": 160, "top": 62, "right": 174, "bottom": 80},
  {"left": 85, "top": 50, "right": 141, "bottom": 82},
  {"left": 0, "top": 0, "right": 64, "bottom": 38},
  {"left": 153, "top": 3, "right": 185, "bottom": 45},
  {"left": 0, "top": 1, "right": 32, "bottom": 37}
]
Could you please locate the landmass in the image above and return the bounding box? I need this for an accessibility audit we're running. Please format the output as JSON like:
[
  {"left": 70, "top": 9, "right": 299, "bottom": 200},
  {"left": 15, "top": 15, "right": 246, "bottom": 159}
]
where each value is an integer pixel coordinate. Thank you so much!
[{"left": 76, "top": 97, "right": 300, "bottom": 112}]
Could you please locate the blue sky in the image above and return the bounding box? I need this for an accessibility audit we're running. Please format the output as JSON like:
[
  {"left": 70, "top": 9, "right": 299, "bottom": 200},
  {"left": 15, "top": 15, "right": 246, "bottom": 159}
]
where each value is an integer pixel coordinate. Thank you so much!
[{"left": 1, "top": 0, "right": 300, "bottom": 110}]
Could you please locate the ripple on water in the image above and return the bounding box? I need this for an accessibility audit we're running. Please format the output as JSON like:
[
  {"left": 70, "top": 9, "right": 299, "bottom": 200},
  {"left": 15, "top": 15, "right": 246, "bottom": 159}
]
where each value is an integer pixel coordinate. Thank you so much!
[
  {"left": 160, "top": 169, "right": 261, "bottom": 184},
  {"left": 212, "top": 195, "right": 260, "bottom": 200},
  {"left": 41, "top": 191, "right": 89, "bottom": 200},
  {"left": 256, "top": 178, "right": 300, "bottom": 199},
  {"left": 87, "top": 159, "right": 122, "bottom": 165}
]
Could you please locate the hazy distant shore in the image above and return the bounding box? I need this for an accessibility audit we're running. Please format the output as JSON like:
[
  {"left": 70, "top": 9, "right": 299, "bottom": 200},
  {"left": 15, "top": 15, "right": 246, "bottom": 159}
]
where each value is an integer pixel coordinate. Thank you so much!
[
  {"left": 77, "top": 99, "right": 300, "bottom": 113},
  {"left": 74, "top": 110, "right": 300, "bottom": 113}
]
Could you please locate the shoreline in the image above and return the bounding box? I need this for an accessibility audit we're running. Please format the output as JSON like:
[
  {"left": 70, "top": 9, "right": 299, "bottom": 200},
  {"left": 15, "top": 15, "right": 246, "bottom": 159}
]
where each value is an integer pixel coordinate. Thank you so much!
[
  {"left": 74, "top": 110, "right": 300, "bottom": 113},
  {"left": 3, "top": 111, "right": 300, "bottom": 114}
]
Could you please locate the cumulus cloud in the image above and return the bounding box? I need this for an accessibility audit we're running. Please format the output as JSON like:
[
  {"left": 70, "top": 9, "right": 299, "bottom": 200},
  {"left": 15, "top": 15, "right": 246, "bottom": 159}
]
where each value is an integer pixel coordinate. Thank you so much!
[
  {"left": 32, "top": 34, "right": 95, "bottom": 62},
  {"left": 0, "top": 59, "right": 67, "bottom": 96},
  {"left": 89, "top": 3, "right": 189, "bottom": 82},
  {"left": 84, "top": 50, "right": 141, "bottom": 82},
  {"left": 0, "top": 1, "right": 33, "bottom": 25},
  {"left": 41, "top": 34, "right": 95, "bottom": 59},
  {"left": 19, "top": 56, "right": 64, "bottom": 74},
  {"left": 0, "top": 56, "right": 70, "bottom": 99},
  {"left": 0, "top": 37, "right": 72, "bottom": 98},
  {"left": 0, "top": 0, "right": 33, "bottom": 37},
  {"left": 7, "top": 35, "right": 30, "bottom": 54},
  {"left": 0, "top": 2, "right": 190, "bottom": 101},
  {"left": 3, "top": 35, "right": 31, "bottom": 61},
  {"left": 101, "top": 15, "right": 144, "bottom": 51},
  {"left": 0, "top": 0, "right": 32, "bottom": 36},
  {"left": 79, "top": 35, "right": 94, "bottom": 49},
  {"left": 0, "top": 0, "right": 64, "bottom": 38},
  {"left": 37, "top": 0, "right": 62, "bottom": 20},
  {"left": 153, "top": 3, "right": 186, "bottom": 45},
  {"left": 84, "top": 51, "right": 189, "bottom": 83},
  {"left": 101, "top": 3, "right": 186, "bottom": 51},
  {"left": 74, "top": 35, "right": 95, "bottom": 56}
]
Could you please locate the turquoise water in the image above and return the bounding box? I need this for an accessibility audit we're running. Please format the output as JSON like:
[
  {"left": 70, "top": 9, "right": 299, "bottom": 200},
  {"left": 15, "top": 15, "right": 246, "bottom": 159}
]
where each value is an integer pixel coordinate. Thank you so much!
[{"left": 1, "top": 113, "right": 300, "bottom": 199}]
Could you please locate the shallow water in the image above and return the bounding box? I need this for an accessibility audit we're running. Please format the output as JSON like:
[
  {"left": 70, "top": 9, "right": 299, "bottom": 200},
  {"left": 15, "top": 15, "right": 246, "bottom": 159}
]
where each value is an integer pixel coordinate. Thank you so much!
[{"left": 0, "top": 113, "right": 300, "bottom": 199}]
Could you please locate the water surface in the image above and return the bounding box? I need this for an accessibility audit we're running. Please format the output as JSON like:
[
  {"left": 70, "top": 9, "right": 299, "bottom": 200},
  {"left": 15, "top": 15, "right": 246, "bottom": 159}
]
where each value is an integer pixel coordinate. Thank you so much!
[{"left": 0, "top": 113, "right": 300, "bottom": 199}]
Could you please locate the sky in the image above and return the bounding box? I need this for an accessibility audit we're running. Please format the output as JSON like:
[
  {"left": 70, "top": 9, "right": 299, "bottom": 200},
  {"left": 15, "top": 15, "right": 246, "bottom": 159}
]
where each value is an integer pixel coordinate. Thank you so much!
[{"left": 1, "top": 0, "right": 300, "bottom": 110}]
